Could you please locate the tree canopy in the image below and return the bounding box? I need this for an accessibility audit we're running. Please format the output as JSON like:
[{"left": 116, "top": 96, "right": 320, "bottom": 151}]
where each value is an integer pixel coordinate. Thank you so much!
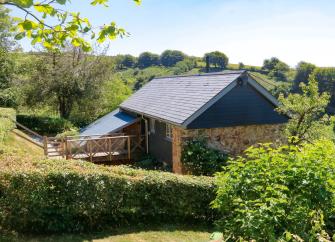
[
  {"left": 293, "top": 61, "right": 316, "bottom": 91},
  {"left": 262, "top": 57, "right": 290, "bottom": 82},
  {"left": 203, "top": 51, "right": 229, "bottom": 69},
  {"left": 311, "top": 67, "right": 335, "bottom": 111},
  {"left": 160, "top": 50, "right": 186, "bottom": 67},
  {"left": 23, "top": 47, "right": 110, "bottom": 119},
  {"left": 138, "top": 52, "right": 160, "bottom": 69},
  {"left": 0, "top": 0, "right": 141, "bottom": 51},
  {"left": 0, "top": 6, "right": 16, "bottom": 50}
]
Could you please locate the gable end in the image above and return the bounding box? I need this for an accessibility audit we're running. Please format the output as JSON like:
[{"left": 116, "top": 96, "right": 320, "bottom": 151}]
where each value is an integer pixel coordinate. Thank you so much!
[{"left": 186, "top": 80, "right": 288, "bottom": 129}]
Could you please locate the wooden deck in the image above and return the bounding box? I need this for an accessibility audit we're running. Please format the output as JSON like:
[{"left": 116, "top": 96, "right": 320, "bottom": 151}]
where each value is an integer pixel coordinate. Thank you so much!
[{"left": 43, "top": 133, "right": 145, "bottom": 163}]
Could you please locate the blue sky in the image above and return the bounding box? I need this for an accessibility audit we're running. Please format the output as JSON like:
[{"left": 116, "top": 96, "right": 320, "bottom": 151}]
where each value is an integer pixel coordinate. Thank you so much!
[{"left": 11, "top": 0, "right": 335, "bottom": 67}]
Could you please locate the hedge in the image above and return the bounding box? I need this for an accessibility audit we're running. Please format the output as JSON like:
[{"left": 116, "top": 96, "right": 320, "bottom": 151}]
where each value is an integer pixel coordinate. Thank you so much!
[
  {"left": 16, "top": 114, "right": 74, "bottom": 136},
  {"left": 0, "top": 157, "right": 216, "bottom": 233}
]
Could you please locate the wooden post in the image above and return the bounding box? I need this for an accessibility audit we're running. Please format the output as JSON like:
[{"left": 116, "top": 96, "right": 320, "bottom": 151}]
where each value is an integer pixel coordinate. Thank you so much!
[
  {"left": 67, "top": 139, "right": 71, "bottom": 160},
  {"left": 127, "top": 136, "right": 131, "bottom": 160},
  {"left": 61, "top": 137, "right": 65, "bottom": 158},
  {"left": 89, "top": 140, "right": 93, "bottom": 162},
  {"left": 144, "top": 119, "right": 149, "bottom": 154},
  {"left": 108, "top": 138, "right": 112, "bottom": 161},
  {"left": 43, "top": 136, "right": 48, "bottom": 157}
]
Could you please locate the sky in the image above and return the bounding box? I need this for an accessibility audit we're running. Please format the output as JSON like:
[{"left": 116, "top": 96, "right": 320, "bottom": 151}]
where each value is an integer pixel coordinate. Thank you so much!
[{"left": 10, "top": 0, "right": 335, "bottom": 67}]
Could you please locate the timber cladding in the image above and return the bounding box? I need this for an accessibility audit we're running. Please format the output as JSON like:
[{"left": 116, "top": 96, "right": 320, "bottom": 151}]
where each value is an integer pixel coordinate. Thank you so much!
[{"left": 172, "top": 124, "right": 285, "bottom": 174}]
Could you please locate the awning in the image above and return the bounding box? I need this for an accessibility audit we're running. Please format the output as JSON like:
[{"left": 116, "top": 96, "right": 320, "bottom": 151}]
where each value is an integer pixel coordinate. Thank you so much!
[{"left": 80, "top": 108, "right": 139, "bottom": 136}]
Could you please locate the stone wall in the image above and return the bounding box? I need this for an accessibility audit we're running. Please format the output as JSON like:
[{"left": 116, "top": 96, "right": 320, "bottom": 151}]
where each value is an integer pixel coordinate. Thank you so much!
[{"left": 172, "top": 124, "right": 285, "bottom": 174}]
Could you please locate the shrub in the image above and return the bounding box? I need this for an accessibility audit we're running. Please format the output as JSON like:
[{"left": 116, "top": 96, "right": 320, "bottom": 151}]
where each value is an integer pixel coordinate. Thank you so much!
[
  {"left": 132, "top": 155, "right": 172, "bottom": 171},
  {"left": 212, "top": 140, "right": 335, "bottom": 241},
  {"left": 0, "top": 155, "right": 216, "bottom": 233},
  {"left": 0, "top": 108, "right": 15, "bottom": 142},
  {"left": 181, "top": 138, "right": 228, "bottom": 176},
  {"left": 16, "top": 115, "right": 74, "bottom": 136}
]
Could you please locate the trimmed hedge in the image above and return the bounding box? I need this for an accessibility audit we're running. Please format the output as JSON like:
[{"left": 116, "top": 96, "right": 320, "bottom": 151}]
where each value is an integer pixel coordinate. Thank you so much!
[
  {"left": 0, "top": 157, "right": 216, "bottom": 233},
  {"left": 16, "top": 114, "right": 74, "bottom": 136}
]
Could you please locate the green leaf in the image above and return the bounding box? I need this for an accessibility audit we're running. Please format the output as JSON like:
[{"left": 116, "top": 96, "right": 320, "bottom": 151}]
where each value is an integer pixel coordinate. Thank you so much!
[
  {"left": 71, "top": 38, "right": 81, "bottom": 47},
  {"left": 12, "top": 0, "right": 34, "bottom": 8},
  {"left": 56, "top": 0, "right": 67, "bottom": 4},
  {"left": 34, "top": 5, "right": 55, "bottom": 15},
  {"left": 14, "top": 32, "right": 25, "bottom": 40},
  {"left": 22, "top": 20, "right": 33, "bottom": 30}
]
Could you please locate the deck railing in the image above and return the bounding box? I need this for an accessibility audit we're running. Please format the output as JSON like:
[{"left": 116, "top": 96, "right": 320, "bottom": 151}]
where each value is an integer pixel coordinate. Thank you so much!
[{"left": 44, "top": 133, "right": 144, "bottom": 162}]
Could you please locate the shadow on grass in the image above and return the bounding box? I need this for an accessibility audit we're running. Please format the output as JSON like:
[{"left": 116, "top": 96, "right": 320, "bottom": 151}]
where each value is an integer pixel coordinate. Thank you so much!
[{"left": 3, "top": 224, "right": 213, "bottom": 242}]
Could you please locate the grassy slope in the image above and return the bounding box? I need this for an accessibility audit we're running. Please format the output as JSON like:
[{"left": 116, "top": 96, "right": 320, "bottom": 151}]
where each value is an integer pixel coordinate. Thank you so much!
[{"left": 5, "top": 129, "right": 44, "bottom": 158}]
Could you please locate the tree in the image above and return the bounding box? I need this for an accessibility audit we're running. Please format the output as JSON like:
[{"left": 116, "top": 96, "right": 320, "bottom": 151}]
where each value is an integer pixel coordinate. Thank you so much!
[
  {"left": 0, "top": 48, "right": 14, "bottom": 89},
  {"left": 113, "top": 54, "right": 136, "bottom": 69},
  {"left": 262, "top": 57, "right": 290, "bottom": 82},
  {"left": 0, "top": 6, "right": 17, "bottom": 50},
  {"left": 0, "top": 0, "right": 141, "bottom": 51},
  {"left": 160, "top": 50, "right": 185, "bottom": 67},
  {"left": 203, "top": 51, "right": 229, "bottom": 69},
  {"left": 238, "top": 62, "right": 245, "bottom": 69},
  {"left": 23, "top": 46, "right": 110, "bottom": 118},
  {"left": 172, "top": 58, "right": 197, "bottom": 75},
  {"left": 138, "top": 52, "right": 160, "bottom": 68},
  {"left": 277, "top": 79, "right": 333, "bottom": 145},
  {"left": 293, "top": 61, "right": 316, "bottom": 92},
  {"left": 311, "top": 67, "right": 335, "bottom": 111},
  {"left": 0, "top": 47, "right": 16, "bottom": 107}
]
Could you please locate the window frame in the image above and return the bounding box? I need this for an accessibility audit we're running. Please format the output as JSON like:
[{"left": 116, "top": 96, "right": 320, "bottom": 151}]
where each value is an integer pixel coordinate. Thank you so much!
[
  {"left": 165, "top": 123, "right": 173, "bottom": 141},
  {"left": 150, "top": 119, "right": 155, "bottom": 134}
]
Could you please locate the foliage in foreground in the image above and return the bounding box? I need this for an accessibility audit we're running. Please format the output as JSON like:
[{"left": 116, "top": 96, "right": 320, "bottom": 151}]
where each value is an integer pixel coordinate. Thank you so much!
[
  {"left": 0, "top": 150, "right": 216, "bottom": 233},
  {"left": 213, "top": 140, "right": 335, "bottom": 241},
  {"left": 181, "top": 138, "right": 228, "bottom": 176}
]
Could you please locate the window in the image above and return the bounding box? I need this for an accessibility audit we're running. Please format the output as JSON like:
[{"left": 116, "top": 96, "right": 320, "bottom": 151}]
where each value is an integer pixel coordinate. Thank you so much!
[
  {"left": 166, "top": 124, "right": 173, "bottom": 140},
  {"left": 150, "top": 119, "right": 155, "bottom": 134}
]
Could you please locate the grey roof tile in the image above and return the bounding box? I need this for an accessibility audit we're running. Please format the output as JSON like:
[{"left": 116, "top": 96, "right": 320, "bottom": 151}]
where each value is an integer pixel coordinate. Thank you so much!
[{"left": 120, "top": 70, "right": 245, "bottom": 125}]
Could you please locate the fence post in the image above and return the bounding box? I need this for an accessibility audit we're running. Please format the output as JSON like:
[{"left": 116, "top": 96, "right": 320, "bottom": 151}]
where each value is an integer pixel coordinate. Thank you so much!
[
  {"left": 43, "top": 136, "right": 48, "bottom": 157},
  {"left": 61, "top": 137, "right": 65, "bottom": 158},
  {"left": 89, "top": 140, "right": 93, "bottom": 162},
  {"left": 127, "top": 136, "right": 131, "bottom": 161},
  {"left": 66, "top": 139, "right": 71, "bottom": 160}
]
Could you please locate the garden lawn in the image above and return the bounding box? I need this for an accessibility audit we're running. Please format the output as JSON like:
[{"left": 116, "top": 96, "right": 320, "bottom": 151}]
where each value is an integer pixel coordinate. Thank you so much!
[{"left": 3, "top": 226, "right": 212, "bottom": 242}]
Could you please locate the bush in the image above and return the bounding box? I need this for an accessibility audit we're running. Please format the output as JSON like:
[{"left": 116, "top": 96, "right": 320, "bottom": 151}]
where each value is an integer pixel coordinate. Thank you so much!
[
  {"left": 181, "top": 138, "right": 228, "bottom": 176},
  {"left": 0, "top": 155, "right": 216, "bottom": 233},
  {"left": 16, "top": 115, "right": 74, "bottom": 136},
  {"left": 132, "top": 155, "right": 172, "bottom": 171},
  {"left": 212, "top": 140, "right": 335, "bottom": 241},
  {"left": 0, "top": 108, "right": 15, "bottom": 142}
]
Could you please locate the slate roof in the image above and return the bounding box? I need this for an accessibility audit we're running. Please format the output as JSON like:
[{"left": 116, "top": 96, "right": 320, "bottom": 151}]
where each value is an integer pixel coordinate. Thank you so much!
[
  {"left": 80, "top": 108, "right": 138, "bottom": 136},
  {"left": 120, "top": 70, "right": 246, "bottom": 125}
]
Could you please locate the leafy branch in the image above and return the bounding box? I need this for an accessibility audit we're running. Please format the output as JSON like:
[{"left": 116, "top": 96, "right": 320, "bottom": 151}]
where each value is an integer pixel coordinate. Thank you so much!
[{"left": 0, "top": 0, "right": 141, "bottom": 51}]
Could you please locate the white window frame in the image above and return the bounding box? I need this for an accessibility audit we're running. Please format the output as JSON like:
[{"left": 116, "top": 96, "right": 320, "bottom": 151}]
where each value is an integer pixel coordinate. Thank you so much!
[
  {"left": 150, "top": 119, "right": 155, "bottom": 134},
  {"left": 166, "top": 123, "right": 173, "bottom": 140}
]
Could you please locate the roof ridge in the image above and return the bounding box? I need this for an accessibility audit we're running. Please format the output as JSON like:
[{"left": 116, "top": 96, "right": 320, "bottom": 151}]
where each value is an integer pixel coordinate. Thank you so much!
[{"left": 154, "top": 70, "right": 246, "bottom": 80}]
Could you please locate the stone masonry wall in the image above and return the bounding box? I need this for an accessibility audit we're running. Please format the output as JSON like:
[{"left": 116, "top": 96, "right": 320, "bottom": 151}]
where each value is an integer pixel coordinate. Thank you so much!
[{"left": 172, "top": 124, "right": 285, "bottom": 174}]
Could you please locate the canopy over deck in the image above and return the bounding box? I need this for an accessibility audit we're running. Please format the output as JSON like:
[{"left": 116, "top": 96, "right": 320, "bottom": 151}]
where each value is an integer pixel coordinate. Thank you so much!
[{"left": 80, "top": 108, "right": 139, "bottom": 136}]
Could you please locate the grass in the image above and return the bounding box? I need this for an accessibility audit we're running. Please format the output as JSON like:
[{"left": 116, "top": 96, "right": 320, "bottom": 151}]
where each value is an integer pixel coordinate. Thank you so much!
[
  {"left": 5, "top": 129, "right": 44, "bottom": 158},
  {"left": 2, "top": 225, "right": 213, "bottom": 242}
]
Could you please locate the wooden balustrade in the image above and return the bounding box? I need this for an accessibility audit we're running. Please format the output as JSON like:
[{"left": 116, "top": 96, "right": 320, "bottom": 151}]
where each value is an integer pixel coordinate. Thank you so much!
[{"left": 44, "top": 134, "right": 144, "bottom": 162}]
